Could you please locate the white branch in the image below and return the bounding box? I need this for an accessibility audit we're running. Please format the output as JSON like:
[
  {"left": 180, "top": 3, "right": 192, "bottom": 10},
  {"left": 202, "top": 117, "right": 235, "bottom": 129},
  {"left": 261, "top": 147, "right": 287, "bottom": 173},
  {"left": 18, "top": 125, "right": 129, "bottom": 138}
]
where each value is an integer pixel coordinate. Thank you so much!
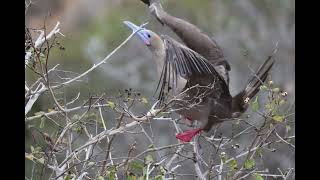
[
  {"left": 58, "top": 22, "right": 148, "bottom": 87},
  {"left": 193, "top": 138, "right": 206, "bottom": 180},
  {"left": 76, "top": 172, "right": 88, "bottom": 180},
  {"left": 25, "top": 21, "right": 63, "bottom": 67},
  {"left": 25, "top": 82, "right": 46, "bottom": 115}
]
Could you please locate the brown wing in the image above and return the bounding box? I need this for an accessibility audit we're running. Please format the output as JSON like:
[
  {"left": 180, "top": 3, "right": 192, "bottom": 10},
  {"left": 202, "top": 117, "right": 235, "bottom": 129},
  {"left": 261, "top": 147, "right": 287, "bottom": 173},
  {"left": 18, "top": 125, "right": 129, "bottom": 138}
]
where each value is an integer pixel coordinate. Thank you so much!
[
  {"left": 155, "top": 35, "right": 230, "bottom": 103},
  {"left": 141, "top": 1, "right": 231, "bottom": 84}
]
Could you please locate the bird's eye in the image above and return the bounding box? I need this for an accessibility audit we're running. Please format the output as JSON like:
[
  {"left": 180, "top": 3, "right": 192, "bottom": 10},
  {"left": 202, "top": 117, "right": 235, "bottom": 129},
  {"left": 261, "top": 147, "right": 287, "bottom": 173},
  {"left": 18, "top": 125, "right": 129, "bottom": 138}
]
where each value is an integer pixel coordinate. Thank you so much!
[{"left": 147, "top": 33, "right": 151, "bottom": 38}]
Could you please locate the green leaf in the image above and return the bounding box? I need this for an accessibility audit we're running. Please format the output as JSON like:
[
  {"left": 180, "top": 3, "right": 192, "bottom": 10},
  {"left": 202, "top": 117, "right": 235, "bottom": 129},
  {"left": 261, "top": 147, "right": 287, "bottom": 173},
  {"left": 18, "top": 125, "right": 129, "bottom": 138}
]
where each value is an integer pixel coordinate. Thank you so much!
[
  {"left": 265, "top": 103, "right": 274, "bottom": 111},
  {"left": 144, "top": 154, "right": 154, "bottom": 164},
  {"left": 279, "top": 99, "right": 286, "bottom": 105},
  {"left": 251, "top": 96, "right": 259, "bottom": 111},
  {"left": 130, "top": 161, "right": 144, "bottom": 171},
  {"left": 107, "top": 101, "right": 116, "bottom": 109},
  {"left": 25, "top": 153, "right": 34, "bottom": 161},
  {"left": 126, "top": 174, "right": 137, "bottom": 180},
  {"left": 106, "top": 165, "right": 117, "bottom": 180},
  {"left": 72, "top": 124, "right": 82, "bottom": 134},
  {"left": 220, "top": 152, "right": 226, "bottom": 163},
  {"left": 64, "top": 174, "right": 71, "bottom": 180},
  {"left": 148, "top": 144, "right": 154, "bottom": 149},
  {"left": 72, "top": 114, "right": 80, "bottom": 121},
  {"left": 256, "top": 147, "right": 263, "bottom": 158},
  {"left": 37, "top": 157, "right": 45, "bottom": 164},
  {"left": 141, "top": 97, "right": 148, "bottom": 104},
  {"left": 155, "top": 175, "right": 164, "bottom": 180},
  {"left": 39, "top": 117, "right": 45, "bottom": 128},
  {"left": 259, "top": 85, "right": 268, "bottom": 91},
  {"left": 34, "top": 146, "right": 42, "bottom": 153},
  {"left": 253, "top": 173, "right": 264, "bottom": 180},
  {"left": 87, "top": 162, "right": 95, "bottom": 166},
  {"left": 97, "top": 176, "right": 105, "bottom": 180},
  {"left": 272, "top": 88, "right": 280, "bottom": 93},
  {"left": 268, "top": 80, "right": 273, "bottom": 86},
  {"left": 34, "top": 111, "right": 45, "bottom": 116},
  {"left": 272, "top": 115, "right": 285, "bottom": 122},
  {"left": 107, "top": 171, "right": 115, "bottom": 180},
  {"left": 229, "top": 159, "right": 238, "bottom": 170},
  {"left": 159, "top": 166, "right": 166, "bottom": 174},
  {"left": 286, "top": 125, "right": 291, "bottom": 133},
  {"left": 244, "top": 159, "right": 255, "bottom": 170},
  {"left": 30, "top": 145, "right": 34, "bottom": 153}
]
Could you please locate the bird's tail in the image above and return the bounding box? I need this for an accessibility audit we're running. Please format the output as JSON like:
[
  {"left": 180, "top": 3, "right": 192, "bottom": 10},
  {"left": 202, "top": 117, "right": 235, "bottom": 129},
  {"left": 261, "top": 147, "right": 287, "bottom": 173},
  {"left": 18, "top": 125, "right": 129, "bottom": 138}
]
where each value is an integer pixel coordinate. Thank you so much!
[{"left": 231, "top": 57, "right": 275, "bottom": 117}]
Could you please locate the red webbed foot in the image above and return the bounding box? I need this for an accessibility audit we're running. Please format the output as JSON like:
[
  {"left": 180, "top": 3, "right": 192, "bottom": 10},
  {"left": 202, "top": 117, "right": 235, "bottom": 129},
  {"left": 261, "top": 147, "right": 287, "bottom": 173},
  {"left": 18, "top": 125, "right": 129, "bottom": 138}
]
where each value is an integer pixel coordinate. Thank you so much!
[{"left": 175, "top": 128, "right": 203, "bottom": 142}]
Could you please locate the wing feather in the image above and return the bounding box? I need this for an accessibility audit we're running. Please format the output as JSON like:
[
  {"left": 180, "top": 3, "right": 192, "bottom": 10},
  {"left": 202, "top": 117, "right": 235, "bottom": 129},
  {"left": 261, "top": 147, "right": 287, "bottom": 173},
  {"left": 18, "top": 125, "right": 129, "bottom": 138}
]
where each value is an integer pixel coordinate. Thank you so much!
[{"left": 155, "top": 35, "right": 229, "bottom": 104}]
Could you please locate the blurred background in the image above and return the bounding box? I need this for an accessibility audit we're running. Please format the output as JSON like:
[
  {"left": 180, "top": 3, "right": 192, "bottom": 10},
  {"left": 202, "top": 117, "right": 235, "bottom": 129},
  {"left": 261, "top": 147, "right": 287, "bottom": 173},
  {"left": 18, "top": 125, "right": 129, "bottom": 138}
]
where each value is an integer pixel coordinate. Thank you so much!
[{"left": 25, "top": 0, "right": 295, "bottom": 179}]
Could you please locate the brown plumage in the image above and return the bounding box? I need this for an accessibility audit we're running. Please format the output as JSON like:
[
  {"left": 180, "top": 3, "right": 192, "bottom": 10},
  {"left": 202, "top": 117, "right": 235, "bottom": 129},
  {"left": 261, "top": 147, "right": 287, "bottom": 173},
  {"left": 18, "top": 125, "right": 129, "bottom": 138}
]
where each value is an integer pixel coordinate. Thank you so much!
[{"left": 124, "top": 1, "right": 274, "bottom": 142}]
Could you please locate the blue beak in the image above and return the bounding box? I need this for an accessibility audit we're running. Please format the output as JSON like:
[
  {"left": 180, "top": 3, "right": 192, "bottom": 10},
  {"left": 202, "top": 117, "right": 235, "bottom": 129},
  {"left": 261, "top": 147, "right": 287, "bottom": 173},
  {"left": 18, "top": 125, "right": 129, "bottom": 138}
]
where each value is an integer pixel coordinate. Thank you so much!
[{"left": 123, "top": 21, "right": 151, "bottom": 46}]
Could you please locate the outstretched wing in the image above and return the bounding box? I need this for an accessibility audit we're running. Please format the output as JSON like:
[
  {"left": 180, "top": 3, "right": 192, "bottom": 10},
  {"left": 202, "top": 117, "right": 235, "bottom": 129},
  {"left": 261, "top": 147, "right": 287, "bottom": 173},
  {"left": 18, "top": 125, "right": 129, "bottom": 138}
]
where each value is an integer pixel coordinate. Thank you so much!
[{"left": 155, "top": 35, "right": 229, "bottom": 103}]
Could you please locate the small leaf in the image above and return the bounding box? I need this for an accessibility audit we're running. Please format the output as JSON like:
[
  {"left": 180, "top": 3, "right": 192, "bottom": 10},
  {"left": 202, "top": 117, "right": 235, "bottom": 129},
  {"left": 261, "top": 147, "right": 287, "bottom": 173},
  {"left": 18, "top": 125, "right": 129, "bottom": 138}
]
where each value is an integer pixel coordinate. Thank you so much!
[
  {"left": 37, "top": 157, "right": 45, "bottom": 164},
  {"left": 34, "top": 111, "right": 45, "bottom": 116},
  {"left": 107, "top": 101, "right": 116, "bottom": 109},
  {"left": 148, "top": 144, "right": 155, "bottom": 149},
  {"left": 30, "top": 145, "right": 34, "bottom": 153},
  {"left": 107, "top": 165, "right": 117, "bottom": 177},
  {"left": 286, "top": 125, "right": 291, "bottom": 133},
  {"left": 130, "top": 161, "right": 144, "bottom": 171},
  {"left": 64, "top": 174, "right": 75, "bottom": 180},
  {"left": 144, "top": 154, "right": 154, "bottom": 164},
  {"left": 97, "top": 176, "right": 105, "bottom": 180},
  {"left": 251, "top": 96, "right": 259, "bottom": 111},
  {"left": 155, "top": 175, "right": 164, "bottom": 180},
  {"left": 259, "top": 85, "right": 268, "bottom": 91},
  {"left": 87, "top": 162, "right": 95, "bottom": 166},
  {"left": 272, "top": 88, "right": 280, "bottom": 93},
  {"left": 34, "top": 146, "right": 42, "bottom": 153},
  {"left": 244, "top": 159, "right": 255, "bottom": 170},
  {"left": 279, "top": 99, "right": 286, "bottom": 105},
  {"left": 265, "top": 103, "right": 273, "bottom": 110},
  {"left": 268, "top": 80, "right": 273, "bottom": 86},
  {"left": 141, "top": 97, "right": 148, "bottom": 104},
  {"left": 272, "top": 115, "right": 285, "bottom": 122},
  {"left": 72, "top": 114, "right": 79, "bottom": 120},
  {"left": 72, "top": 125, "right": 82, "bottom": 134},
  {"left": 159, "top": 166, "right": 166, "bottom": 174},
  {"left": 25, "top": 153, "right": 34, "bottom": 161},
  {"left": 220, "top": 152, "right": 226, "bottom": 163},
  {"left": 256, "top": 147, "right": 263, "bottom": 158},
  {"left": 253, "top": 173, "right": 264, "bottom": 180},
  {"left": 64, "top": 174, "right": 71, "bottom": 180},
  {"left": 229, "top": 159, "right": 238, "bottom": 170},
  {"left": 48, "top": 108, "right": 54, "bottom": 112},
  {"left": 126, "top": 174, "right": 137, "bottom": 180},
  {"left": 39, "top": 117, "right": 45, "bottom": 128}
]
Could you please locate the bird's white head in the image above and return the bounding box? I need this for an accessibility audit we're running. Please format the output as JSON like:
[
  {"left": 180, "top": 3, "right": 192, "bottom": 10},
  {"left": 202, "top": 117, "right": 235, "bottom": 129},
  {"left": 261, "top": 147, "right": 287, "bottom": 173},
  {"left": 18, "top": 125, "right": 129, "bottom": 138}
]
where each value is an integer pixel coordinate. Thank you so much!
[{"left": 123, "top": 21, "right": 163, "bottom": 52}]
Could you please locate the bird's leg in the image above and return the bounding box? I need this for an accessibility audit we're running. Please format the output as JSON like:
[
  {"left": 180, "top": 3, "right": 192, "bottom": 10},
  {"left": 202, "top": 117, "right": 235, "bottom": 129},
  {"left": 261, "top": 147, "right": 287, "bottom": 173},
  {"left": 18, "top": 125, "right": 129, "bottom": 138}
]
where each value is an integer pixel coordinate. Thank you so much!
[
  {"left": 182, "top": 115, "right": 193, "bottom": 126},
  {"left": 176, "top": 128, "right": 203, "bottom": 142},
  {"left": 149, "top": 2, "right": 165, "bottom": 25}
]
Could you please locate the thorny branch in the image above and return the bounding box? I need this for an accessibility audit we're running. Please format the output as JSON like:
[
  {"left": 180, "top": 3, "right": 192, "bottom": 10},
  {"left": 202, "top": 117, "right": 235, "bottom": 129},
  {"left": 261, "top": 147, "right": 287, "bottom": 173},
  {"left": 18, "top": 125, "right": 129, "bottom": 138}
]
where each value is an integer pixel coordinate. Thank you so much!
[{"left": 25, "top": 18, "right": 294, "bottom": 180}]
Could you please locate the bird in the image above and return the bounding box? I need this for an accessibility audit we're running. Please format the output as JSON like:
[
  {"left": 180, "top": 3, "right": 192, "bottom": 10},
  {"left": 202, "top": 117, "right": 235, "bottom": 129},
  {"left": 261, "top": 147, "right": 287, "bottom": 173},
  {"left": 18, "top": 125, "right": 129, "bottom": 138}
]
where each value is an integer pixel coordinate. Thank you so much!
[{"left": 123, "top": 0, "right": 274, "bottom": 142}]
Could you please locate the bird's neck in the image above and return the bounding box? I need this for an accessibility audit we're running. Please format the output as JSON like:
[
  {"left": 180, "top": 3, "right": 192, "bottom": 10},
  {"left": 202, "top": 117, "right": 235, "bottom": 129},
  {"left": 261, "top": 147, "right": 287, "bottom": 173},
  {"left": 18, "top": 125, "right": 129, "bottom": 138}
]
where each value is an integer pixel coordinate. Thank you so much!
[{"left": 152, "top": 42, "right": 166, "bottom": 75}]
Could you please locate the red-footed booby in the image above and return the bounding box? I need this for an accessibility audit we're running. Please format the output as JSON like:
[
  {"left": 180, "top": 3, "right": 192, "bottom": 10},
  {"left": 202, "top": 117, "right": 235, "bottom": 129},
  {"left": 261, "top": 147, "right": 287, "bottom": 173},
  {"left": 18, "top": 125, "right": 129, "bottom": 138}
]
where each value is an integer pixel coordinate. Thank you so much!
[{"left": 123, "top": 1, "right": 274, "bottom": 142}]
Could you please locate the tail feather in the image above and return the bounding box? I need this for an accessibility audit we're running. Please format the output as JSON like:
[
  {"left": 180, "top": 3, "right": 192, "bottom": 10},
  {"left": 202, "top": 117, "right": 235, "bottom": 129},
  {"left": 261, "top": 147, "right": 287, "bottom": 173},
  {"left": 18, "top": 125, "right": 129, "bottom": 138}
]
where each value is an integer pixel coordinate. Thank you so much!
[
  {"left": 244, "top": 57, "right": 274, "bottom": 100},
  {"left": 232, "top": 57, "right": 275, "bottom": 117}
]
